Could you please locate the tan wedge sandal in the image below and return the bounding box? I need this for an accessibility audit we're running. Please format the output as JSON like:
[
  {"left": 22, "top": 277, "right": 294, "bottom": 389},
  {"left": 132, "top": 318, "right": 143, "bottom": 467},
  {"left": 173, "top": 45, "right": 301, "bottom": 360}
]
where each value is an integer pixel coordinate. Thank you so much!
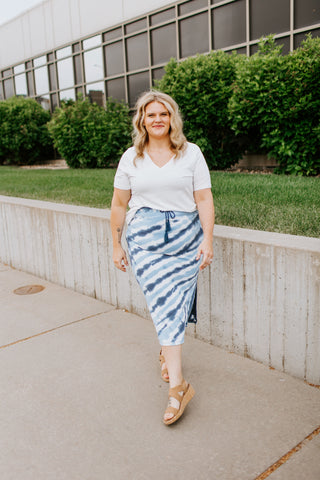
[
  {"left": 163, "top": 379, "right": 195, "bottom": 425},
  {"left": 159, "top": 350, "right": 169, "bottom": 383}
]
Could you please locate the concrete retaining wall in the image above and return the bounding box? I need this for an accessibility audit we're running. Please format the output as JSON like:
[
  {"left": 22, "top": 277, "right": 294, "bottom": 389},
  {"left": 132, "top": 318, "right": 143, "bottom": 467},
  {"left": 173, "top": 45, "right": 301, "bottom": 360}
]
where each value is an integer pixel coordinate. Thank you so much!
[{"left": 1, "top": 195, "right": 319, "bottom": 384}]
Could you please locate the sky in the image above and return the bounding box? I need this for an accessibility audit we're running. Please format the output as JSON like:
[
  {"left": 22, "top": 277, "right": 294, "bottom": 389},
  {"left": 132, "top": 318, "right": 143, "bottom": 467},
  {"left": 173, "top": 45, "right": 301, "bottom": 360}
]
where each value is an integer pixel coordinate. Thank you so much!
[{"left": 0, "top": 0, "right": 43, "bottom": 26}]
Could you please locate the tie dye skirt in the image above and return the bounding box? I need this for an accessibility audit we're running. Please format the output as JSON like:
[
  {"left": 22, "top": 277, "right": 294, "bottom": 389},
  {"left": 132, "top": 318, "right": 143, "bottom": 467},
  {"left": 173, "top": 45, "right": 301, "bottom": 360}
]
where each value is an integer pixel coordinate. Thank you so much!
[{"left": 126, "top": 207, "right": 203, "bottom": 346}]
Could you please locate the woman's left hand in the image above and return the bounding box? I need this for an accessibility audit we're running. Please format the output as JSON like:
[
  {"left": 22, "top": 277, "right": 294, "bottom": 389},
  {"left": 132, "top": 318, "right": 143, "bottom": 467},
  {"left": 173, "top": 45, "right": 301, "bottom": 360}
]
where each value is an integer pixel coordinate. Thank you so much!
[
  {"left": 193, "top": 188, "right": 214, "bottom": 271},
  {"left": 196, "top": 238, "right": 214, "bottom": 270}
]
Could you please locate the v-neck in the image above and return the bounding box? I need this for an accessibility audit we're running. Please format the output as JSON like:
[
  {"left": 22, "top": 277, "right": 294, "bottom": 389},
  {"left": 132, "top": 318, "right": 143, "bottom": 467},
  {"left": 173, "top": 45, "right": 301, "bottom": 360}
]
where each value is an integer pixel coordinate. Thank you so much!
[{"left": 145, "top": 151, "right": 175, "bottom": 169}]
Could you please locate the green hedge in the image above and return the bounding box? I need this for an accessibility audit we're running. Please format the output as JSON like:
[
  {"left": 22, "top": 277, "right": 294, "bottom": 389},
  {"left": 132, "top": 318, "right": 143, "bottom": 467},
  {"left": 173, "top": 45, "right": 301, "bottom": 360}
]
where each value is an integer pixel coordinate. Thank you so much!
[
  {"left": 1, "top": 37, "right": 319, "bottom": 175},
  {"left": 157, "top": 51, "right": 246, "bottom": 169},
  {"left": 158, "top": 35, "right": 320, "bottom": 175},
  {"left": 0, "top": 96, "right": 53, "bottom": 165},
  {"left": 47, "top": 96, "right": 132, "bottom": 168},
  {"left": 229, "top": 35, "right": 320, "bottom": 175}
]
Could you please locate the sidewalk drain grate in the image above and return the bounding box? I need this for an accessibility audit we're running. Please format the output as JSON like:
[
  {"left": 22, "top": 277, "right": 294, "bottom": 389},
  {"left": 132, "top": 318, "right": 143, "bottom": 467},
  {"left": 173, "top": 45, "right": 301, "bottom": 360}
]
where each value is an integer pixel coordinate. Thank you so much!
[{"left": 13, "top": 285, "right": 45, "bottom": 295}]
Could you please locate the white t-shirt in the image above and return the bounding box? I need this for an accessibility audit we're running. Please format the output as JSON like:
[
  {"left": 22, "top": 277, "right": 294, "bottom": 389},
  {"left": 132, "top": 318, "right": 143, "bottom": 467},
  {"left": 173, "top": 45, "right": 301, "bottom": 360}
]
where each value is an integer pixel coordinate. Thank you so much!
[{"left": 114, "top": 142, "right": 211, "bottom": 224}]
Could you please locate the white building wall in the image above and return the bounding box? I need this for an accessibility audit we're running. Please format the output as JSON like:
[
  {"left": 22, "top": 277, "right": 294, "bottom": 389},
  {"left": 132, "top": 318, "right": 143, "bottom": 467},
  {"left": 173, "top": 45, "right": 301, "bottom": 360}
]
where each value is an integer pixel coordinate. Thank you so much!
[{"left": 0, "top": 0, "right": 173, "bottom": 69}]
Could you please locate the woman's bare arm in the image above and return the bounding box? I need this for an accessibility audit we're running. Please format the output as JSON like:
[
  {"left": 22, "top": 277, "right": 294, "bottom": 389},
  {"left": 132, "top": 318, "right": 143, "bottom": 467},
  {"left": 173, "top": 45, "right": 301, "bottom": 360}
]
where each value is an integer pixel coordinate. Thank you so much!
[
  {"left": 110, "top": 188, "right": 131, "bottom": 272},
  {"left": 193, "top": 188, "right": 215, "bottom": 270}
]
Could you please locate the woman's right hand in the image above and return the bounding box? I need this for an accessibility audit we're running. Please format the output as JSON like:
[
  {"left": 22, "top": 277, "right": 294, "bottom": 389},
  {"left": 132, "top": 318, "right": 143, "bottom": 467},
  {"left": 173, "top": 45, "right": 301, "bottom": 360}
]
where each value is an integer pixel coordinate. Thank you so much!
[
  {"left": 113, "top": 246, "right": 129, "bottom": 272},
  {"left": 110, "top": 188, "right": 131, "bottom": 272}
]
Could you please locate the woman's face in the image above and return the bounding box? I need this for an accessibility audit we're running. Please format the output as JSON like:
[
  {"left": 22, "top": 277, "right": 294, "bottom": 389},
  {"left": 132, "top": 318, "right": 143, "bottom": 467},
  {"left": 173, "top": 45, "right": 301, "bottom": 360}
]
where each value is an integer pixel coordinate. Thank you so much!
[{"left": 143, "top": 101, "right": 171, "bottom": 140}]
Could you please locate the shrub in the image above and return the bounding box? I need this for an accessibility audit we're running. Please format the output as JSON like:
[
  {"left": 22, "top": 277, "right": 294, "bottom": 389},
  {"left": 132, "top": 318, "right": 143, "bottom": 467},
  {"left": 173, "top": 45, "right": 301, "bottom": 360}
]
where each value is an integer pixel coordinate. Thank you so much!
[
  {"left": 157, "top": 51, "right": 246, "bottom": 169},
  {"left": 228, "top": 36, "right": 285, "bottom": 154},
  {"left": 48, "top": 96, "right": 132, "bottom": 168},
  {"left": 0, "top": 96, "right": 53, "bottom": 165},
  {"left": 229, "top": 35, "right": 320, "bottom": 175}
]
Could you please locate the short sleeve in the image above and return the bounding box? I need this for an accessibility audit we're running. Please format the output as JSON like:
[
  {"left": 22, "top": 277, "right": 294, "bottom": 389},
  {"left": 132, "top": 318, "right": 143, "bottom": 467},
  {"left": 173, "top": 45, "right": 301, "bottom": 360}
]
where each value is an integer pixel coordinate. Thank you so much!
[
  {"left": 114, "top": 152, "right": 131, "bottom": 190},
  {"left": 193, "top": 148, "right": 211, "bottom": 191}
]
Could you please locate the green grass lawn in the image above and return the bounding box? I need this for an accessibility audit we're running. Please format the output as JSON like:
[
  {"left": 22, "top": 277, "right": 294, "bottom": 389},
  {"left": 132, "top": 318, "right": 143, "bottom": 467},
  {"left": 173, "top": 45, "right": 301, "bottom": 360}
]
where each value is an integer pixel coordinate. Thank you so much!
[{"left": 0, "top": 166, "right": 319, "bottom": 238}]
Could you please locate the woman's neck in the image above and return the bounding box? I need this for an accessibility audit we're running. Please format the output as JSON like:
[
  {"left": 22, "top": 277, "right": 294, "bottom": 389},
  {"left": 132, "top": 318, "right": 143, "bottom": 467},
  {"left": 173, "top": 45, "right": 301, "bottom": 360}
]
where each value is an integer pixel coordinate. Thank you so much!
[{"left": 147, "top": 137, "right": 172, "bottom": 153}]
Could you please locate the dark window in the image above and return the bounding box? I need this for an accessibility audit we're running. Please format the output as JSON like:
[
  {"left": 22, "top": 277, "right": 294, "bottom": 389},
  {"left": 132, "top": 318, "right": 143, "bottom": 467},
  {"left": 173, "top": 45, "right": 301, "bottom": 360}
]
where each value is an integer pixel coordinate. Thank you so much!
[
  {"left": 250, "top": 0, "right": 290, "bottom": 40},
  {"left": 47, "top": 53, "right": 54, "bottom": 62},
  {"left": 151, "top": 24, "right": 177, "bottom": 65},
  {"left": 213, "top": 0, "right": 246, "bottom": 49},
  {"left": 152, "top": 67, "right": 166, "bottom": 84},
  {"left": 150, "top": 8, "right": 175, "bottom": 26},
  {"left": 74, "top": 55, "right": 83, "bottom": 85},
  {"left": 3, "top": 69, "right": 12, "bottom": 77},
  {"left": 276, "top": 36, "right": 291, "bottom": 54},
  {"left": 87, "top": 88, "right": 104, "bottom": 106},
  {"left": 179, "top": 0, "right": 207, "bottom": 16},
  {"left": 125, "top": 18, "right": 147, "bottom": 35},
  {"left": 295, "top": 0, "right": 320, "bottom": 29},
  {"left": 294, "top": 28, "right": 320, "bottom": 48},
  {"left": 72, "top": 43, "right": 80, "bottom": 53},
  {"left": 251, "top": 35, "right": 291, "bottom": 54},
  {"left": 76, "top": 86, "right": 83, "bottom": 98},
  {"left": 250, "top": 44, "right": 259, "bottom": 55},
  {"left": 106, "top": 77, "right": 126, "bottom": 102},
  {"left": 104, "top": 41, "right": 124, "bottom": 76},
  {"left": 126, "top": 33, "right": 149, "bottom": 71},
  {"left": 50, "top": 93, "right": 58, "bottom": 109},
  {"left": 48, "top": 63, "right": 57, "bottom": 90},
  {"left": 4, "top": 78, "right": 14, "bottom": 98},
  {"left": 179, "top": 12, "right": 209, "bottom": 58},
  {"left": 27, "top": 71, "right": 35, "bottom": 95},
  {"left": 228, "top": 47, "right": 247, "bottom": 54},
  {"left": 128, "top": 71, "right": 150, "bottom": 107},
  {"left": 103, "top": 27, "right": 122, "bottom": 42}
]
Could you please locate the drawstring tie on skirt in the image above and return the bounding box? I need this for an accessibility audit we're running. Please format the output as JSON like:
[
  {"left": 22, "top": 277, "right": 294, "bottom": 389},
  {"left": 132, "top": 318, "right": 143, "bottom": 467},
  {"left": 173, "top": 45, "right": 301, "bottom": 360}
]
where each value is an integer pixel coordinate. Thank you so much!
[{"left": 160, "top": 210, "right": 176, "bottom": 243}]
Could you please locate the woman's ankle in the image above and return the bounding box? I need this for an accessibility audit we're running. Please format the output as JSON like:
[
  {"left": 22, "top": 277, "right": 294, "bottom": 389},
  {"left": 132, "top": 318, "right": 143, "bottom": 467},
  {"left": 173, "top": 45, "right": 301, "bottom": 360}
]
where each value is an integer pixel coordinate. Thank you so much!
[{"left": 169, "top": 375, "right": 184, "bottom": 388}]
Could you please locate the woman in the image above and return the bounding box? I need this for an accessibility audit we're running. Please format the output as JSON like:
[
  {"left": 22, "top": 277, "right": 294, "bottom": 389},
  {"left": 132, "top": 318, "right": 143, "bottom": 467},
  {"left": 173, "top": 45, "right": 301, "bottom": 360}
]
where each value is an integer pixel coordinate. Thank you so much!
[{"left": 110, "top": 91, "right": 214, "bottom": 425}]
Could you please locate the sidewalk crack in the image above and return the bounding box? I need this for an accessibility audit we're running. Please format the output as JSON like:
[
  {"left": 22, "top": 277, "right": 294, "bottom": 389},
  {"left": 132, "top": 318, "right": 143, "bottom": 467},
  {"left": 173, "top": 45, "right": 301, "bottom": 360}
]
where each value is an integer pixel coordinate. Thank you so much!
[
  {"left": 254, "top": 425, "right": 320, "bottom": 480},
  {"left": 0, "top": 309, "right": 115, "bottom": 350}
]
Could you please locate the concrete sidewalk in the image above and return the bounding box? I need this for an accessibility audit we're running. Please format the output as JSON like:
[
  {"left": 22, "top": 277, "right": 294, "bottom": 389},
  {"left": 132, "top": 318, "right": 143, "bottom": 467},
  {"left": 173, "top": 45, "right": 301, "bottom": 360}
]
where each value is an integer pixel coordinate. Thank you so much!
[{"left": 0, "top": 263, "right": 319, "bottom": 480}]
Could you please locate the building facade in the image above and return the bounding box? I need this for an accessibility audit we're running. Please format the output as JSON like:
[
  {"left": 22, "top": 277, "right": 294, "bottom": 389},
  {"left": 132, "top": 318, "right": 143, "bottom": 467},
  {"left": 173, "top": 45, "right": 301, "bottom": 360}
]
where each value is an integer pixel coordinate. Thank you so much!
[{"left": 0, "top": 0, "right": 319, "bottom": 110}]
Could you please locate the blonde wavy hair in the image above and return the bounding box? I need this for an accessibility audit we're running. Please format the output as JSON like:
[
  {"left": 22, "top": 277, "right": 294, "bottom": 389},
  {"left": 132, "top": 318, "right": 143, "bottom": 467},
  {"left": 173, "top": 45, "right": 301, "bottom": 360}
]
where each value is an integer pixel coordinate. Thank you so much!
[{"left": 132, "top": 90, "right": 187, "bottom": 161}]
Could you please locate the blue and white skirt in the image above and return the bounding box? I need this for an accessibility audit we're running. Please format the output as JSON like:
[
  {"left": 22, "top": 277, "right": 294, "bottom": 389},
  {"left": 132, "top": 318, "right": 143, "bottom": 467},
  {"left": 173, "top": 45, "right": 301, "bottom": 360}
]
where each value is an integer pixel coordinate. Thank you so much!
[{"left": 126, "top": 207, "right": 203, "bottom": 346}]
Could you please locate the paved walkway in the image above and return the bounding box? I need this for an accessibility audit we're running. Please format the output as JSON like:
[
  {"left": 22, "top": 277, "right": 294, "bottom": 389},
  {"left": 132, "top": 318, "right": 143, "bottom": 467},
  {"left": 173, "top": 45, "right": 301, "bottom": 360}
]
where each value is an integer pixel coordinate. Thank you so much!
[{"left": 0, "top": 263, "right": 319, "bottom": 480}]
